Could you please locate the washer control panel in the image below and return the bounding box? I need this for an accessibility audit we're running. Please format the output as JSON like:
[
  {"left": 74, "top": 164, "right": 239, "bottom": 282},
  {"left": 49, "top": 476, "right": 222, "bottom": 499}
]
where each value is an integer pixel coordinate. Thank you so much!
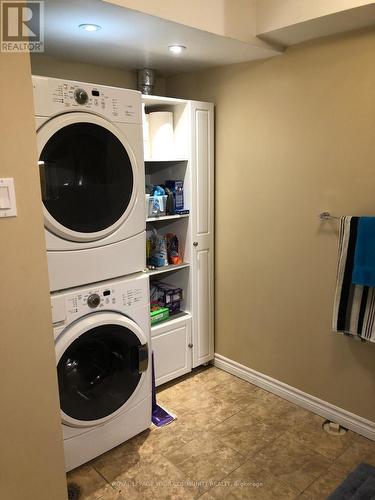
[
  {"left": 51, "top": 81, "right": 123, "bottom": 117},
  {"left": 51, "top": 275, "right": 148, "bottom": 325},
  {"left": 32, "top": 75, "right": 141, "bottom": 124}
]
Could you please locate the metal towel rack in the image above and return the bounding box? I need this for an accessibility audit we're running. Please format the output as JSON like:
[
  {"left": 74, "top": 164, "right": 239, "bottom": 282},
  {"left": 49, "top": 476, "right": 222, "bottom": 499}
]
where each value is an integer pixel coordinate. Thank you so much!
[{"left": 319, "top": 212, "right": 340, "bottom": 220}]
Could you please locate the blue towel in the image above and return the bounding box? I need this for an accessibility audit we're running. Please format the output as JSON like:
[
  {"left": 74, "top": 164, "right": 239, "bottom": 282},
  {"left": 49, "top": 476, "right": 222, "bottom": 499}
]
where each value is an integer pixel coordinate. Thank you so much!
[{"left": 352, "top": 217, "right": 375, "bottom": 287}]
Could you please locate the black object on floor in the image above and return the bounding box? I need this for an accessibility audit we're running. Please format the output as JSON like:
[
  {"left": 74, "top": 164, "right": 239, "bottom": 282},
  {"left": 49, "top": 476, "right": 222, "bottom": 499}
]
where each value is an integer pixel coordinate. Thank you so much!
[
  {"left": 328, "top": 463, "right": 375, "bottom": 499},
  {"left": 67, "top": 483, "right": 81, "bottom": 500}
]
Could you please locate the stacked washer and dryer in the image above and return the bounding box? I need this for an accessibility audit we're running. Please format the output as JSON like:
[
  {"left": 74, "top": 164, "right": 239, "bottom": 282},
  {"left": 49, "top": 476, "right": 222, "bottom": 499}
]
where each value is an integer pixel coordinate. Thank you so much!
[{"left": 32, "top": 76, "right": 152, "bottom": 471}]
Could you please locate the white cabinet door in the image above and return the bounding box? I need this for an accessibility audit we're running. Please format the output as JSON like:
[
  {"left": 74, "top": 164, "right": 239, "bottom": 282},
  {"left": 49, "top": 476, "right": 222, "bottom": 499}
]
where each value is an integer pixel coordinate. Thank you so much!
[
  {"left": 151, "top": 316, "right": 192, "bottom": 386},
  {"left": 190, "top": 102, "right": 214, "bottom": 367}
]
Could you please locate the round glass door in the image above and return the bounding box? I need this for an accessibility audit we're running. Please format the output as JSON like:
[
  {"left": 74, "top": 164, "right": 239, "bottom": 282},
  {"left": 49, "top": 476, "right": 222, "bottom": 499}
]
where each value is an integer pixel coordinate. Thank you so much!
[
  {"left": 38, "top": 114, "right": 137, "bottom": 241},
  {"left": 57, "top": 323, "right": 146, "bottom": 422}
]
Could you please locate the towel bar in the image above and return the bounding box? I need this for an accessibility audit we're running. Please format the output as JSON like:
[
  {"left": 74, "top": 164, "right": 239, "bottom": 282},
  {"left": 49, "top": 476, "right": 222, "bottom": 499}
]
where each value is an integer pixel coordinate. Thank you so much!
[{"left": 319, "top": 212, "right": 340, "bottom": 220}]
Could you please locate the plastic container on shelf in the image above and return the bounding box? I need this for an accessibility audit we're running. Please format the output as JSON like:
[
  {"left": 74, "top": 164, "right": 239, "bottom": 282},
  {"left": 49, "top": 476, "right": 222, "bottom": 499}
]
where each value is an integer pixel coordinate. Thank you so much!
[
  {"left": 152, "top": 281, "right": 183, "bottom": 306},
  {"left": 150, "top": 307, "right": 169, "bottom": 325},
  {"left": 145, "top": 194, "right": 168, "bottom": 217},
  {"left": 168, "top": 301, "right": 181, "bottom": 314},
  {"left": 165, "top": 180, "right": 184, "bottom": 210}
]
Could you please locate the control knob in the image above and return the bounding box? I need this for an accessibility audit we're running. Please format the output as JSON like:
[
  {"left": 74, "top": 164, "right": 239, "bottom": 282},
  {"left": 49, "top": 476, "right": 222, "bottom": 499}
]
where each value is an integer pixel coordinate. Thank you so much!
[
  {"left": 87, "top": 293, "right": 101, "bottom": 308},
  {"left": 74, "top": 88, "right": 89, "bottom": 105}
]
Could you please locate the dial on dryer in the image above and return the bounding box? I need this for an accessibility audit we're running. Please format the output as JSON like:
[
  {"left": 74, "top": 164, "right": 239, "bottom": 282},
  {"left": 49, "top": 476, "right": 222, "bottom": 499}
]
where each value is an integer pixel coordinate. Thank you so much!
[
  {"left": 87, "top": 293, "right": 100, "bottom": 308},
  {"left": 74, "top": 88, "right": 89, "bottom": 105}
]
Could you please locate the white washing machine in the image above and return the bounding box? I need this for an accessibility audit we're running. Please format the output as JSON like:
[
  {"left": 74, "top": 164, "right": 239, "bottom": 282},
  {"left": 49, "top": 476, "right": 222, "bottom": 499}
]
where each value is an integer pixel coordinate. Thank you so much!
[
  {"left": 51, "top": 273, "right": 151, "bottom": 471},
  {"left": 32, "top": 76, "right": 145, "bottom": 291}
]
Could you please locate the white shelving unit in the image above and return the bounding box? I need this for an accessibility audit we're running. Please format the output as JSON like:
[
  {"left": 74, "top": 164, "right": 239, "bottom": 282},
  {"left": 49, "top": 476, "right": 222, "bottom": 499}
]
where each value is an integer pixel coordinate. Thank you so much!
[
  {"left": 146, "top": 214, "right": 189, "bottom": 223},
  {"left": 146, "top": 262, "right": 190, "bottom": 276},
  {"left": 143, "top": 94, "right": 214, "bottom": 386},
  {"left": 145, "top": 158, "right": 189, "bottom": 163}
]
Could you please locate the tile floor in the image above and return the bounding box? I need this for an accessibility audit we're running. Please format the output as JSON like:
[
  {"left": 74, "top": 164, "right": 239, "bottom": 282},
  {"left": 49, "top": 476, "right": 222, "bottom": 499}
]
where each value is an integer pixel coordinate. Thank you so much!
[{"left": 67, "top": 366, "right": 375, "bottom": 499}]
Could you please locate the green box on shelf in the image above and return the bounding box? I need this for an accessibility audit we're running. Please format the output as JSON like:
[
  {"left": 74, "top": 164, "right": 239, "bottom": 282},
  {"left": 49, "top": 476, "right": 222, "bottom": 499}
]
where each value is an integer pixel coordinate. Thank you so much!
[{"left": 150, "top": 307, "right": 169, "bottom": 325}]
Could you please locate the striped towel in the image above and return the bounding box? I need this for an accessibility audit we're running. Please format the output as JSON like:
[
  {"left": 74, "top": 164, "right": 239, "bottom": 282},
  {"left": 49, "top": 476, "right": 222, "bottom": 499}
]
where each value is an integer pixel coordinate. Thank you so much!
[{"left": 332, "top": 216, "right": 375, "bottom": 342}]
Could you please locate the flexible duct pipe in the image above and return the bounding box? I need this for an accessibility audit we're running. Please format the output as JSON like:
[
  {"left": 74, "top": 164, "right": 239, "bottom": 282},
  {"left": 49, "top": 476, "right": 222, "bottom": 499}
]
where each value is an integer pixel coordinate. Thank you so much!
[{"left": 137, "top": 68, "right": 155, "bottom": 95}]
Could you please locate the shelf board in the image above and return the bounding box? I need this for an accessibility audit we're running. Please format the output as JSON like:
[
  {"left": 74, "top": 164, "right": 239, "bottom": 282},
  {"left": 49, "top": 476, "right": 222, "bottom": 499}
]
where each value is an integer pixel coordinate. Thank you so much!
[
  {"left": 151, "top": 311, "right": 191, "bottom": 329},
  {"left": 142, "top": 95, "right": 189, "bottom": 106},
  {"left": 144, "top": 158, "right": 189, "bottom": 163},
  {"left": 145, "top": 263, "right": 190, "bottom": 276},
  {"left": 146, "top": 214, "right": 189, "bottom": 222}
]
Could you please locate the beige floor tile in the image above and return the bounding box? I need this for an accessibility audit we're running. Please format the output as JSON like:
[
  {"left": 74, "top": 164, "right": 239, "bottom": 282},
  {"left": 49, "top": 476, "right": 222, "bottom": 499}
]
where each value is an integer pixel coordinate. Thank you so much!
[
  {"left": 251, "top": 433, "right": 331, "bottom": 492},
  {"left": 175, "top": 405, "right": 237, "bottom": 433},
  {"left": 172, "top": 392, "right": 246, "bottom": 428},
  {"left": 211, "top": 410, "right": 284, "bottom": 457},
  {"left": 184, "top": 366, "right": 244, "bottom": 391},
  {"left": 109, "top": 453, "right": 198, "bottom": 500},
  {"left": 200, "top": 460, "right": 299, "bottom": 500},
  {"left": 132, "top": 417, "right": 208, "bottom": 454},
  {"left": 67, "top": 368, "right": 374, "bottom": 500},
  {"left": 93, "top": 422, "right": 200, "bottom": 481},
  {"left": 156, "top": 366, "right": 216, "bottom": 395},
  {"left": 168, "top": 431, "right": 246, "bottom": 486},
  {"left": 299, "top": 463, "right": 349, "bottom": 500},
  {"left": 242, "top": 393, "right": 307, "bottom": 433},
  {"left": 94, "top": 491, "right": 125, "bottom": 500},
  {"left": 157, "top": 372, "right": 259, "bottom": 424},
  {"left": 287, "top": 414, "right": 355, "bottom": 460},
  {"left": 335, "top": 436, "right": 375, "bottom": 472},
  {"left": 351, "top": 432, "right": 375, "bottom": 450},
  {"left": 208, "top": 378, "right": 267, "bottom": 410},
  {"left": 157, "top": 378, "right": 212, "bottom": 410},
  {"left": 92, "top": 429, "right": 157, "bottom": 482},
  {"left": 160, "top": 389, "right": 227, "bottom": 414},
  {"left": 157, "top": 367, "right": 266, "bottom": 414},
  {"left": 66, "top": 464, "right": 115, "bottom": 500}
]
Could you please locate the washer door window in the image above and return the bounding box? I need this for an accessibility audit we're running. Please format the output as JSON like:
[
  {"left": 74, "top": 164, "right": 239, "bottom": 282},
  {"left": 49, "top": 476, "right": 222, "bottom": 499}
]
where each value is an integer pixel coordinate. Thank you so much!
[
  {"left": 56, "top": 313, "right": 148, "bottom": 426},
  {"left": 37, "top": 113, "right": 137, "bottom": 242}
]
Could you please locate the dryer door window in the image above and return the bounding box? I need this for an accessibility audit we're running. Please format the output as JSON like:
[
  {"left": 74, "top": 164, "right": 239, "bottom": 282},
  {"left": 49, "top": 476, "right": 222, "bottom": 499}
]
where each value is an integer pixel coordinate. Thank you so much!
[
  {"left": 57, "top": 323, "right": 147, "bottom": 422},
  {"left": 39, "top": 122, "right": 134, "bottom": 234}
]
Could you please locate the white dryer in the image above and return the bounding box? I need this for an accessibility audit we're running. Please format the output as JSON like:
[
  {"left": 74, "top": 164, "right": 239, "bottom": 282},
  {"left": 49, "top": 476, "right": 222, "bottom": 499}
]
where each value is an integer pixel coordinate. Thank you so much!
[
  {"left": 51, "top": 273, "right": 151, "bottom": 471},
  {"left": 32, "top": 76, "right": 145, "bottom": 291}
]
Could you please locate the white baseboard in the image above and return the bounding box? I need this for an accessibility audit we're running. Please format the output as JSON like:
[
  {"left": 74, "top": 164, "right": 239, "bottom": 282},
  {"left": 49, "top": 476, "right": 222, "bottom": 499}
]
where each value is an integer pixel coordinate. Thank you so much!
[{"left": 214, "top": 353, "right": 375, "bottom": 441}]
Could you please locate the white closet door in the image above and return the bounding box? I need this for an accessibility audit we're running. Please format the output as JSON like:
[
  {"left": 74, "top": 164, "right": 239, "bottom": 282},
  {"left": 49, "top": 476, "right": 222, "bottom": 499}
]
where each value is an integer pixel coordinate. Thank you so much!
[
  {"left": 152, "top": 316, "right": 192, "bottom": 387},
  {"left": 190, "top": 102, "right": 214, "bottom": 368}
]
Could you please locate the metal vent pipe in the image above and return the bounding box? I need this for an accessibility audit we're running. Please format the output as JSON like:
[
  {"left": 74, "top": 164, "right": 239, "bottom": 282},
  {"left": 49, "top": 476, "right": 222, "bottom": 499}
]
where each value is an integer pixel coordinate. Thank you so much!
[{"left": 137, "top": 68, "right": 156, "bottom": 95}]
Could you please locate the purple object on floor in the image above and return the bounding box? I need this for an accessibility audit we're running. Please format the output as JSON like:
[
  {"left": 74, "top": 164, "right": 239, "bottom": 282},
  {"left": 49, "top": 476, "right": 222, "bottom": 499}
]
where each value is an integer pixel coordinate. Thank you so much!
[{"left": 151, "top": 352, "right": 175, "bottom": 427}]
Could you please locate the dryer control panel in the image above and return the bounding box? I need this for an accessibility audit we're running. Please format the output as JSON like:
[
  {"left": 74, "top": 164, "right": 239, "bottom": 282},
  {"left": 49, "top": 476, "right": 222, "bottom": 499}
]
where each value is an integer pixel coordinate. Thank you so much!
[
  {"left": 32, "top": 75, "right": 142, "bottom": 124},
  {"left": 51, "top": 274, "right": 149, "bottom": 325}
]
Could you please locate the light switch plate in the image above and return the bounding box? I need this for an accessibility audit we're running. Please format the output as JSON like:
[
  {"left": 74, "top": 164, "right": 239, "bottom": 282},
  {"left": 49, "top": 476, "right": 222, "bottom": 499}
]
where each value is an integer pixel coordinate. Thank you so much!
[{"left": 0, "top": 178, "right": 17, "bottom": 217}]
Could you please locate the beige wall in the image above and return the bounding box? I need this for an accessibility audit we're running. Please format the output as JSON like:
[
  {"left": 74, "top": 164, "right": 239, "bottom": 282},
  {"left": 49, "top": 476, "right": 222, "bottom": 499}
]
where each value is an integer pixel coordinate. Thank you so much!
[
  {"left": 30, "top": 54, "right": 166, "bottom": 95},
  {"left": 167, "top": 28, "right": 375, "bottom": 421},
  {"left": 106, "top": 0, "right": 375, "bottom": 44},
  {"left": 256, "top": 0, "right": 375, "bottom": 34},
  {"left": 0, "top": 53, "right": 67, "bottom": 499},
  {"left": 105, "top": 0, "right": 260, "bottom": 44}
]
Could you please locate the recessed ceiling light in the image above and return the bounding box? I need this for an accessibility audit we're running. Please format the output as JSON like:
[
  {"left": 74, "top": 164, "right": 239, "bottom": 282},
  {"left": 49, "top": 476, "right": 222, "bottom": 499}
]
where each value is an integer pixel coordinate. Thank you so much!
[
  {"left": 79, "top": 24, "right": 102, "bottom": 32},
  {"left": 168, "top": 45, "right": 186, "bottom": 55}
]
